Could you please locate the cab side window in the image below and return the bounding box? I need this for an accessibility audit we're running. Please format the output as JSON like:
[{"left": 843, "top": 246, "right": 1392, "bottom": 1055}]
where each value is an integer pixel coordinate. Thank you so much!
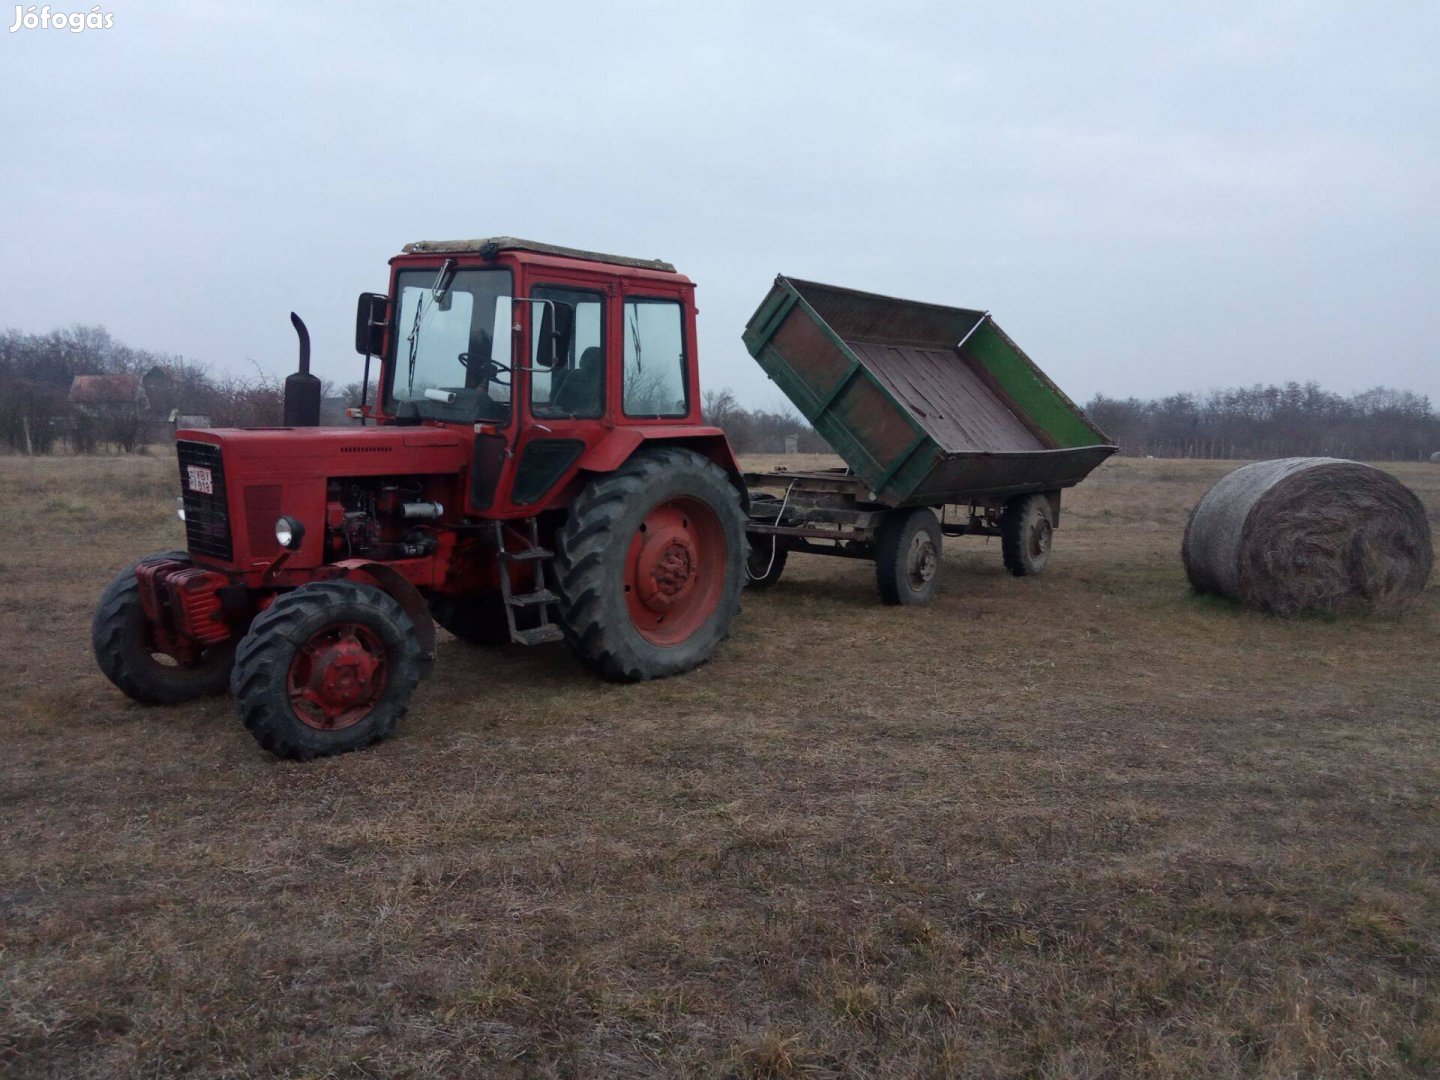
[
  {"left": 622, "top": 299, "right": 688, "bottom": 418},
  {"left": 529, "top": 285, "right": 604, "bottom": 419}
]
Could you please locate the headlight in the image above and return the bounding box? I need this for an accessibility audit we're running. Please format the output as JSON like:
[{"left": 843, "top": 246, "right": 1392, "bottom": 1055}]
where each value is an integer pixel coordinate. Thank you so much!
[
  {"left": 175, "top": 496, "right": 186, "bottom": 523},
  {"left": 275, "top": 515, "right": 305, "bottom": 551}
]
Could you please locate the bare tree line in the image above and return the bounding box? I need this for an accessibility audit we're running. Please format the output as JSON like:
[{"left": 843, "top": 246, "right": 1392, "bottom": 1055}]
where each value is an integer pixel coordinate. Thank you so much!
[
  {"left": 700, "top": 389, "right": 829, "bottom": 454},
  {"left": 5, "top": 325, "right": 1436, "bottom": 462},
  {"left": 711, "top": 382, "right": 1440, "bottom": 462},
  {"left": 0, "top": 325, "right": 321, "bottom": 453},
  {"left": 1085, "top": 383, "right": 1440, "bottom": 461}
]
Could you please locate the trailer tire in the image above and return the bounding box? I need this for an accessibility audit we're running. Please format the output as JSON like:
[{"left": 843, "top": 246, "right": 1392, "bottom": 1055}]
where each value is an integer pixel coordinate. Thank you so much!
[
  {"left": 875, "top": 508, "right": 943, "bottom": 605},
  {"left": 429, "top": 593, "right": 512, "bottom": 646},
  {"left": 555, "top": 447, "right": 746, "bottom": 682},
  {"left": 232, "top": 580, "right": 421, "bottom": 761},
  {"left": 92, "top": 551, "right": 236, "bottom": 705},
  {"left": 745, "top": 535, "right": 787, "bottom": 589},
  {"left": 1001, "top": 493, "right": 1054, "bottom": 576}
]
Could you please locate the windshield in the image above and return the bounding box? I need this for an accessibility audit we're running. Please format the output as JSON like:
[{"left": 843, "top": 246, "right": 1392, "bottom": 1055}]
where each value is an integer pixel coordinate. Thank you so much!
[{"left": 386, "top": 267, "right": 513, "bottom": 422}]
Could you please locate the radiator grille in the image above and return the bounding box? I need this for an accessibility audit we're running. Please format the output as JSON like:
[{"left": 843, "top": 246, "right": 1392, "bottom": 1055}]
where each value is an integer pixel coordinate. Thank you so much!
[{"left": 176, "top": 441, "right": 233, "bottom": 561}]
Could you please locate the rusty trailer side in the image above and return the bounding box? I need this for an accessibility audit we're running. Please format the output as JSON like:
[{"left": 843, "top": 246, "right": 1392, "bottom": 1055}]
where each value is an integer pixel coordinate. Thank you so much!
[{"left": 741, "top": 276, "right": 1115, "bottom": 508}]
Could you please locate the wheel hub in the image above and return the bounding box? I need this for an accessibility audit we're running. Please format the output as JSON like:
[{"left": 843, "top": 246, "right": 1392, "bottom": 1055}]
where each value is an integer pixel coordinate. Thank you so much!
[
  {"left": 635, "top": 527, "right": 699, "bottom": 612},
  {"left": 907, "top": 533, "right": 938, "bottom": 589},
  {"left": 288, "top": 623, "right": 387, "bottom": 731},
  {"left": 625, "top": 497, "right": 727, "bottom": 646},
  {"left": 316, "top": 637, "right": 376, "bottom": 706},
  {"left": 650, "top": 538, "right": 698, "bottom": 603},
  {"left": 1029, "top": 517, "right": 1053, "bottom": 558}
]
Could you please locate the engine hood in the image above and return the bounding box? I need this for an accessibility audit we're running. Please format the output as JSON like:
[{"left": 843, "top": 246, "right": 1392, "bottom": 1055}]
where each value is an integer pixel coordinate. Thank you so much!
[{"left": 175, "top": 423, "right": 468, "bottom": 479}]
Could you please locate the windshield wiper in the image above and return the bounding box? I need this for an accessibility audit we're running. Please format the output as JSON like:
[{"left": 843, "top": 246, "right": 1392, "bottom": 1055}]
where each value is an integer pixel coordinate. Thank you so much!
[
  {"left": 628, "top": 303, "right": 643, "bottom": 372},
  {"left": 431, "top": 258, "right": 456, "bottom": 303},
  {"left": 405, "top": 260, "right": 458, "bottom": 396},
  {"left": 405, "top": 292, "right": 426, "bottom": 394}
]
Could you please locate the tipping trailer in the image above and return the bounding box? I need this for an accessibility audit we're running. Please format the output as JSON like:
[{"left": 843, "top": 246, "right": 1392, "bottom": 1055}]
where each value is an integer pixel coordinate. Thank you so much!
[{"left": 741, "top": 276, "right": 1116, "bottom": 603}]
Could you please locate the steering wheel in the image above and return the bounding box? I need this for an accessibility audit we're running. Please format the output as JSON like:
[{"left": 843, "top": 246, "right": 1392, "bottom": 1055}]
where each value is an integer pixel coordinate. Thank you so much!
[{"left": 457, "top": 352, "right": 511, "bottom": 387}]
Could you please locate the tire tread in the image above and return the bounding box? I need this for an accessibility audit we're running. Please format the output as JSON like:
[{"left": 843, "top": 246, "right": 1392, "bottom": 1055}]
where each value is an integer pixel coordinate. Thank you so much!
[
  {"left": 1001, "top": 493, "right": 1052, "bottom": 577},
  {"left": 553, "top": 447, "right": 745, "bottom": 682},
  {"left": 231, "top": 580, "right": 421, "bottom": 761}
]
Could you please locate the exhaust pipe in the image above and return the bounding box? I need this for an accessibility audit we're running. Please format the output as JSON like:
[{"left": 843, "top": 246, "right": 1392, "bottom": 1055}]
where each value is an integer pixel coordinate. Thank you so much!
[{"left": 283, "top": 312, "right": 322, "bottom": 427}]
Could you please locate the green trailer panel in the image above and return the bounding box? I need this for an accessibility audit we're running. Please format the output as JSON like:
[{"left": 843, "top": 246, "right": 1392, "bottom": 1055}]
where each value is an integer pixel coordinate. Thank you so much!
[{"left": 742, "top": 276, "right": 1115, "bottom": 507}]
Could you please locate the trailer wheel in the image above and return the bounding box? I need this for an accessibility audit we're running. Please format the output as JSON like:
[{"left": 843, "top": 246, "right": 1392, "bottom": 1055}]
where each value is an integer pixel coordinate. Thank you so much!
[
  {"left": 232, "top": 580, "right": 421, "bottom": 761},
  {"left": 92, "top": 551, "right": 236, "bottom": 705},
  {"left": 1001, "top": 493, "right": 1054, "bottom": 576},
  {"left": 744, "top": 534, "right": 787, "bottom": 589},
  {"left": 429, "top": 593, "right": 511, "bottom": 646},
  {"left": 555, "top": 447, "right": 746, "bottom": 682},
  {"left": 875, "top": 508, "right": 943, "bottom": 605}
]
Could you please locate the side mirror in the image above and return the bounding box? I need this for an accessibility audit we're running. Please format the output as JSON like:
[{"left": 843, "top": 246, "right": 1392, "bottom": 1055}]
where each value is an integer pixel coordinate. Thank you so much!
[
  {"left": 355, "top": 292, "right": 388, "bottom": 356},
  {"left": 530, "top": 300, "right": 573, "bottom": 370}
]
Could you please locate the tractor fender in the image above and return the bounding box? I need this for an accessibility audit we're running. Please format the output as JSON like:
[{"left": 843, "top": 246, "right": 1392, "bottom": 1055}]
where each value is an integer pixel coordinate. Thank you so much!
[
  {"left": 333, "top": 559, "right": 436, "bottom": 675},
  {"left": 577, "top": 426, "right": 748, "bottom": 507}
]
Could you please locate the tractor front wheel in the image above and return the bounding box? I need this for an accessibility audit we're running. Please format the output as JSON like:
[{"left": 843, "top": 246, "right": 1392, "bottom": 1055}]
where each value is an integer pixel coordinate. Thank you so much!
[
  {"left": 555, "top": 447, "right": 746, "bottom": 682},
  {"left": 92, "top": 551, "right": 235, "bottom": 704},
  {"left": 231, "top": 580, "right": 421, "bottom": 761}
]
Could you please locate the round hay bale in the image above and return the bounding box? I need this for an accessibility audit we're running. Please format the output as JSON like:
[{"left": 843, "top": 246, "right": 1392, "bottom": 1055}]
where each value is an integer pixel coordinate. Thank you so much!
[{"left": 1182, "top": 458, "right": 1433, "bottom": 616}]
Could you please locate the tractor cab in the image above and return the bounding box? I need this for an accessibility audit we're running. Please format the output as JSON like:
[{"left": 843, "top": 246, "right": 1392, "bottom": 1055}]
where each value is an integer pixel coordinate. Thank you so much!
[{"left": 356, "top": 238, "right": 724, "bottom": 519}]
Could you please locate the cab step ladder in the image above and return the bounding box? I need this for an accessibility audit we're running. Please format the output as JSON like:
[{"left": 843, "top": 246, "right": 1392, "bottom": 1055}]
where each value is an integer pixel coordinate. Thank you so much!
[{"left": 493, "top": 520, "right": 565, "bottom": 645}]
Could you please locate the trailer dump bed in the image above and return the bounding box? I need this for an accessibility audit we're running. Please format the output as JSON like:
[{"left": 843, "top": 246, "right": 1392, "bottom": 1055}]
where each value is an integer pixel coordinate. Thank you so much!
[{"left": 743, "top": 277, "right": 1116, "bottom": 507}]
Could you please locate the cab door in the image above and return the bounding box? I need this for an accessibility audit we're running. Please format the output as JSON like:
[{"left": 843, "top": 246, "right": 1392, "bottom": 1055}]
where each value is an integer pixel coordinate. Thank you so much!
[{"left": 508, "top": 278, "right": 612, "bottom": 509}]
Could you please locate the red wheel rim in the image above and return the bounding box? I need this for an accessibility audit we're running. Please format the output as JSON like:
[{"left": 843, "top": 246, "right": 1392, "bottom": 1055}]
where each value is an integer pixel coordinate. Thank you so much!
[
  {"left": 286, "top": 622, "right": 388, "bottom": 731},
  {"left": 624, "top": 496, "right": 727, "bottom": 646}
]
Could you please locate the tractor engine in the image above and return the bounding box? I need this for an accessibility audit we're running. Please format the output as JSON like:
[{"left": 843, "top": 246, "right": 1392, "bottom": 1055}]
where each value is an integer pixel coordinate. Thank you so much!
[
  {"left": 121, "top": 425, "right": 474, "bottom": 693},
  {"left": 135, "top": 468, "right": 454, "bottom": 670},
  {"left": 326, "top": 479, "right": 442, "bottom": 562}
]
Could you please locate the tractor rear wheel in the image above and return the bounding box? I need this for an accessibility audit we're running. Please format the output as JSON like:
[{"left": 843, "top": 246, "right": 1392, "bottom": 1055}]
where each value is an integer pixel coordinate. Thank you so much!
[
  {"left": 555, "top": 447, "right": 746, "bottom": 682},
  {"left": 429, "top": 593, "right": 511, "bottom": 646},
  {"left": 875, "top": 508, "right": 943, "bottom": 605},
  {"left": 231, "top": 580, "right": 421, "bottom": 761},
  {"left": 92, "top": 551, "right": 235, "bottom": 704},
  {"left": 1001, "top": 493, "right": 1054, "bottom": 576}
]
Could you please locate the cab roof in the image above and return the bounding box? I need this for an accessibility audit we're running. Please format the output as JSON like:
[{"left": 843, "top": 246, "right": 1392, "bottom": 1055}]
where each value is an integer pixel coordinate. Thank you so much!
[{"left": 401, "top": 236, "right": 676, "bottom": 274}]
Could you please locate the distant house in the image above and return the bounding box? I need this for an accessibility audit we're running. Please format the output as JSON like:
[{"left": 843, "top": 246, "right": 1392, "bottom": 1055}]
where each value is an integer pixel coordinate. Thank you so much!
[
  {"left": 68, "top": 367, "right": 201, "bottom": 444},
  {"left": 68, "top": 373, "right": 145, "bottom": 414}
]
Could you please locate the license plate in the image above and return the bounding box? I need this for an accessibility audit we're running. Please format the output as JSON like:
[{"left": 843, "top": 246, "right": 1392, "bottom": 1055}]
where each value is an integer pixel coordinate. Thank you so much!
[{"left": 186, "top": 465, "right": 213, "bottom": 494}]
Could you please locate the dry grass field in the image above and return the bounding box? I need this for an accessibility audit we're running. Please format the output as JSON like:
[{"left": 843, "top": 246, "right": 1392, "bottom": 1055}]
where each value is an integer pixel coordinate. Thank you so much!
[{"left": 2, "top": 451, "right": 1438, "bottom": 1079}]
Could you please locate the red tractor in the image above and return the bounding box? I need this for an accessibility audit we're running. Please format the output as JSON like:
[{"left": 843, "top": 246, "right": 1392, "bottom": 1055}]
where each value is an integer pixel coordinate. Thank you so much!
[{"left": 92, "top": 238, "right": 749, "bottom": 760}]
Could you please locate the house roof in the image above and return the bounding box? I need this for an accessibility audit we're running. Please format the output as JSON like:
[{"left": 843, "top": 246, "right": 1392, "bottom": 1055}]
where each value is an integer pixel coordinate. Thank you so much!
[{"left": 68, "top": 375, "right": 142, "bottom": 405}]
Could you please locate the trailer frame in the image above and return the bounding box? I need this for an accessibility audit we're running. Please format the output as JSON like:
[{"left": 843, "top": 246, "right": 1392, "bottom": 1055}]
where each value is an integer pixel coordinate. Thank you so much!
[{"left": 742, "top": 466, "right": 1066, "bottom": 600}]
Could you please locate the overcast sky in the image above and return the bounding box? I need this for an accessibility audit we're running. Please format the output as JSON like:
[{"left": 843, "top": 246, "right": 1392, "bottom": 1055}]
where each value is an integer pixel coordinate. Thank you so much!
[{"left": 2, "top": 1, "right": 1437, "bottom": 410}]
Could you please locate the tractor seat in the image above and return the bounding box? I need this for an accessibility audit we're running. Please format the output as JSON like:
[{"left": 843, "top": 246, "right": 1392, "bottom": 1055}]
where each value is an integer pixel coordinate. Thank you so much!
[{"left": 549, "top": 346, "right": 603, "bottom": 415}]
